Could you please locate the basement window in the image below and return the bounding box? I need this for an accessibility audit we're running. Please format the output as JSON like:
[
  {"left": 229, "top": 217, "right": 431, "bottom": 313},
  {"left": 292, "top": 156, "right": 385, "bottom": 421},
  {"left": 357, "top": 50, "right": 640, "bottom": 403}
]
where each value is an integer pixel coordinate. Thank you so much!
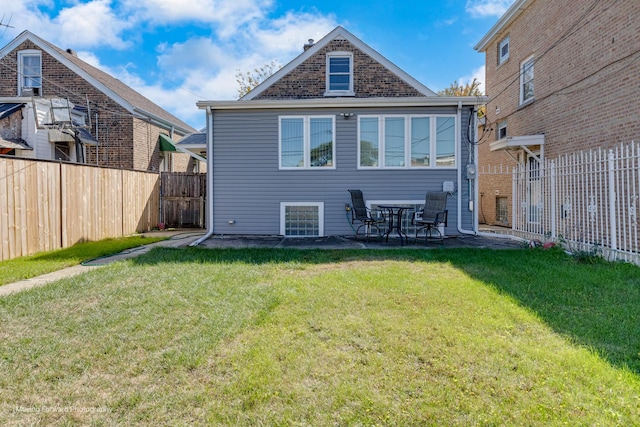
[{"left": 280, "top": 202, "right": 324, "bottom": 237}]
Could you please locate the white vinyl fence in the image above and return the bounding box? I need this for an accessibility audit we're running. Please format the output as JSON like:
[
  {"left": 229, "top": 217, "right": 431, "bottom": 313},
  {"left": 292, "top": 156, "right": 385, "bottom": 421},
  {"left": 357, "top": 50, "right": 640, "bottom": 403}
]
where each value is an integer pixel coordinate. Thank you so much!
[{"left": 512, "top": 141, "right": 640, "bottom": 264}]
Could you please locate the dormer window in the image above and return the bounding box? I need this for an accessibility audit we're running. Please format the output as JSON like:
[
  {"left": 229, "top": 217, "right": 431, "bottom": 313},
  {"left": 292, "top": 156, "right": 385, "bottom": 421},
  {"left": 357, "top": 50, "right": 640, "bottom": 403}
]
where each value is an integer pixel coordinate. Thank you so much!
[
  {"left": 18, "top": 50, "right": 42, "bottom": 96},
  {"left": 325, "top": 52, "right": 354, "bottom": 96}
]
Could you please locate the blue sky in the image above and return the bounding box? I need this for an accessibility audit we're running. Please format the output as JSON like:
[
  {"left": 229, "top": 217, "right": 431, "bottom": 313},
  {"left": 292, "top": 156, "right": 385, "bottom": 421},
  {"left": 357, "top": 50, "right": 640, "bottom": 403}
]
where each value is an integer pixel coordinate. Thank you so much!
[{"left": 1, "top": 0, "right": 515, "bottom": 130}]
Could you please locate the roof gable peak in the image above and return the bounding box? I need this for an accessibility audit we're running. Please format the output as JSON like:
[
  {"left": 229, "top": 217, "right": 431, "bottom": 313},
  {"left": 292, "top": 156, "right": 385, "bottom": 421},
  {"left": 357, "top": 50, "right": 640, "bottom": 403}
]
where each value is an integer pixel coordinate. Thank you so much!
[{"left": 241, "top": 26, "right": 436, "bottom": 100}]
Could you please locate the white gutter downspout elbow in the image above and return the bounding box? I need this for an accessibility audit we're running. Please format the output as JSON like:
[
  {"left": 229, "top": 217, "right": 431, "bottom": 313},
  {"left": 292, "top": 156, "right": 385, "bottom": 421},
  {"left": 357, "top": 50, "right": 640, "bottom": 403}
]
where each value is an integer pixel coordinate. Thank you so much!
[
  {"left": 190, "top": 106, "right": 215, "bottom": 246},
  {"left": 457, "top": 101, "right": 477, "bottom": 236}
]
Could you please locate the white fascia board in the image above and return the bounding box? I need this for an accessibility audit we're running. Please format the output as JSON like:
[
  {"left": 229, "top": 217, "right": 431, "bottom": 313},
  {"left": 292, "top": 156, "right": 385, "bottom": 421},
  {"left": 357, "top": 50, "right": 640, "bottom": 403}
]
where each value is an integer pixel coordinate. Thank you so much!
[
  {"left": 198, "top": 96, "right": 488, "bottom": 111},
  {"left": 132, "top": 107, "right": 193, "bottom": 136},
  {"left": 474, "top": 0, "right": 533, "bottom": 52},
  {"left": 242, "top": 26, "right": 436, "bottom": 100}
]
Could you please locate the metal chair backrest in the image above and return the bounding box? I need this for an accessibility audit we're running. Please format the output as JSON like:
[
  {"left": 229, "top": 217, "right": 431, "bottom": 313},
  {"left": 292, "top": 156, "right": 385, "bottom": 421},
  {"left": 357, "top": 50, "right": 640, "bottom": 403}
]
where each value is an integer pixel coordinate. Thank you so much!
[
  {"left": 422, "top": 191, "right": 448, "bottom": 222},
  {"left": 348, "top": 189, "right": 370, "bottom": 221}
]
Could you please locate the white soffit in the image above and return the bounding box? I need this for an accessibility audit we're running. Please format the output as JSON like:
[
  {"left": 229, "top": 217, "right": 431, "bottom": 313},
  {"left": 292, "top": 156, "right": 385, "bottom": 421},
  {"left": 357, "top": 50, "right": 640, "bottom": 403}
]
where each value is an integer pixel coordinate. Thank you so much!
[{"left": 490, "top": 134, "right": 545, "bottom": 152}]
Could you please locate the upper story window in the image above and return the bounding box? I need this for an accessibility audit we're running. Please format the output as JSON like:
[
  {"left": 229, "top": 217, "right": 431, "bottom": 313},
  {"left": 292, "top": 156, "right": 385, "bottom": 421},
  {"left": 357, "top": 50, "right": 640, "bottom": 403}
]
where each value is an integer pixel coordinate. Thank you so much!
[
  {"left": 498, "top": 36, "right": 510, "bottom": 65},
  {"left": 18, "top": 50, "right": 42, "bottom": 96},
  {"left": 325, "top": 52, "right": 354, "bottom": 96},
  {"left": 358, "top": 115, "right": 457, "bottom": 169},
  {"left": 520, "top": 56, "right": 535, "bottom": 104},
  {"left": 279, "top": 116, "right": 335, "bottom": 169}
]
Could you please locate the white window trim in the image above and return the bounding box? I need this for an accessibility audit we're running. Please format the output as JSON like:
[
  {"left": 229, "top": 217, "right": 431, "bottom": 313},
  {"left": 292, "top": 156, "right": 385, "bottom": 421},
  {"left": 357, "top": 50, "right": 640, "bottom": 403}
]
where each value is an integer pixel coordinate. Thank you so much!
[
  {"left": 17, "top": 49, "right": 42, "bottom": 96},
  {"left": 498, "top": 36, "right": 510, "bottom": 65},
  {"left": 279, "top": 115, "right": 336, "bottom": 170},
  {"left": 280, "top": 202, "right": 324, "bottom": 237},
  {"left": 357, "top": 114, "right": 458, "bottom": 170},
  {"left": 325, "top": 51, "right": 355, "bottom": 96},
  {"left": 497, "top": 120, "right": 508, "bottom": 140},
  {"left": 520, "top": 56, "right": 535, "bottom": 105}
]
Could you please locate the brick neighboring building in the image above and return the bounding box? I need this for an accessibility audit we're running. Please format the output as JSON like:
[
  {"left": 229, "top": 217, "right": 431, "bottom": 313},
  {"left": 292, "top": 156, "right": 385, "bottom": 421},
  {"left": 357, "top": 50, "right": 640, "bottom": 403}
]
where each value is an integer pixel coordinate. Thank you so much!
[
  {"left": 0, "top": 31, "right": 202, "bottom": 172},
  {"left": 474, "top": 0, "right": 640, "bottom": 226}
]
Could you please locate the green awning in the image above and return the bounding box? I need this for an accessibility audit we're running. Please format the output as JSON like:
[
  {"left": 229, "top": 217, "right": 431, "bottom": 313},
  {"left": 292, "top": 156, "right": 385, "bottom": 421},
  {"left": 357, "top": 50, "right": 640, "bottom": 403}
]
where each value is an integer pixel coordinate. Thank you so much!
[{"left": 159, "top": 134, "right": 177, "bottom": 152}]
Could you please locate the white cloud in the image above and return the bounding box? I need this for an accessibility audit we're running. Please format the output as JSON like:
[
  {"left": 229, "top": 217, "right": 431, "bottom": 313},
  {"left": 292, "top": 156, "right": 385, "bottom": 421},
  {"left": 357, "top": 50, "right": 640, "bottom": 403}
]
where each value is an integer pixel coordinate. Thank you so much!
[
  {"left": 2, "top": 0, "right": 339, "bottom": 128},
  {"left": 122, "top": 0, "right": 273, "bottom": 36},
  {"left": 465, "top": 0, "right": 515, "bottom": 18},
  {"left": 53, "top": 1, "right": 132, "bottom": 49},
  {"left": 0, "top": 0, "right": 132, "bottom": 49}
]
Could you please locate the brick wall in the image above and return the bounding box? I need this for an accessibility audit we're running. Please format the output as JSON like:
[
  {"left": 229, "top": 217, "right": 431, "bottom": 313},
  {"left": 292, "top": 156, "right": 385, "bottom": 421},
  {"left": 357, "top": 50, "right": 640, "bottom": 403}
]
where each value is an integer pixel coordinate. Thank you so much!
[
  {"left": 0, "top": 40, "right": 191, "bottom": 172},
  {"left": 478, "top": 0, "right": 640, "bottom": 224},
  {"left": 255, "top": 40, "right": 424, "bottom": 99}
]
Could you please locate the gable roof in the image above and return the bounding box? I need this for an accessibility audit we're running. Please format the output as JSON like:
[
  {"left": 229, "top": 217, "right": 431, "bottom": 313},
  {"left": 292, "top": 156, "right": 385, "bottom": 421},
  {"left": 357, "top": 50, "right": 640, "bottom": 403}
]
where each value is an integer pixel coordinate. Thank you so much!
[
  {"left": 0, "top": 31, "right": 197, "bottom": 135},
  {"left": 241, "top": 26, "right": 437, "bottom": 100}
]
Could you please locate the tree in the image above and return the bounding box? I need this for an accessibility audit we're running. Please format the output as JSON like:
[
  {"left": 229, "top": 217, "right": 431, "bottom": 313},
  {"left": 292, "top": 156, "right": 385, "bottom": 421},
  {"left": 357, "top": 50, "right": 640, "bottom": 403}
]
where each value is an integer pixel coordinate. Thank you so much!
[
  {"left": 438, "top": 78, "right": 483, "bottom": 96},
  {"left": 235, "top": 61, "right": 281, "bottom": 98}
]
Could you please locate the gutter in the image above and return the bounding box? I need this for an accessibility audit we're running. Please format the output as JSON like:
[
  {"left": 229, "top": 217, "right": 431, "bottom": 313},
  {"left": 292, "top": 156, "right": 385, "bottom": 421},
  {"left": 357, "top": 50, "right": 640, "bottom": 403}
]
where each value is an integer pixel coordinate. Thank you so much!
[
  {"left": 197, "top": 96, "right": 488, "bottom": 111},
  {"left": 132, "top": 106, "right": 195, "bottom": 136},
  {"left": 190, "top": 106, "right": 215, "bottom": 246},
  {"left": 457, "top": 101, "right": 477, "bottom": 236}
]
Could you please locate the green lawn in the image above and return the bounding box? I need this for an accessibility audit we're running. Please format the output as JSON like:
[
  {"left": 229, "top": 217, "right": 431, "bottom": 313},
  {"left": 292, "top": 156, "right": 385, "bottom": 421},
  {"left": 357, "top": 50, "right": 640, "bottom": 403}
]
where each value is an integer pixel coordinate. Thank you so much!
[
  {"left": 0, "top": 235, "right": 166, "bottom": 286},
  {"left": 0, "top": 247, "right": 639, "bottom": 425}
]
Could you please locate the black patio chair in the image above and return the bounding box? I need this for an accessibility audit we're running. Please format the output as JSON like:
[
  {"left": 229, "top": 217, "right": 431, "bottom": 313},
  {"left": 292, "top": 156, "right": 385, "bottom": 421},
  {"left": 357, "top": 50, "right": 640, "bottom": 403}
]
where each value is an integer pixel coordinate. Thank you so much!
[
  {"left": 348, "top": 189, "right": 385, "bottom": 240},
  {"left": 413, "top": 191, "right": 448, "bottom": 244}
]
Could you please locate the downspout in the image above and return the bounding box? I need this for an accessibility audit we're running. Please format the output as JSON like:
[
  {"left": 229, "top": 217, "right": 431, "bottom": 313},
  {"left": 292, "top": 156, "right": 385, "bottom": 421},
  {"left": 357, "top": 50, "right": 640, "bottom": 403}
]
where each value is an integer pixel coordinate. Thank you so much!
[
  {"left": 457, "top": 101, "right": 477, "bottom": 235},
  {"left": 190, "top": 106, "right": 215, "bottom": 246}
]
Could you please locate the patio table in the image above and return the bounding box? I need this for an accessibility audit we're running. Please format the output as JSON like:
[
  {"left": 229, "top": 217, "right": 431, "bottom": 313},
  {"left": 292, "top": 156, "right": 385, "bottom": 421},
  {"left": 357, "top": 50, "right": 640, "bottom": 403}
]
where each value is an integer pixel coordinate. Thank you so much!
[{"left": 378, "top": 205, "right": 414, "bottom": 246}]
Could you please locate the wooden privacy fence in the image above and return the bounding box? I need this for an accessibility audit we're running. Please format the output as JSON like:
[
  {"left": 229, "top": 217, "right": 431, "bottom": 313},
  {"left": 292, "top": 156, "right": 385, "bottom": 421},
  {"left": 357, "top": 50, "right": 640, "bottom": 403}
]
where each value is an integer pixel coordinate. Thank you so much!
[
  {"left": 160, "top": 172, "right": 206, "bottom": 228},
  {"left": 0, "top": 157, "right": 159, "bottom": 261}
]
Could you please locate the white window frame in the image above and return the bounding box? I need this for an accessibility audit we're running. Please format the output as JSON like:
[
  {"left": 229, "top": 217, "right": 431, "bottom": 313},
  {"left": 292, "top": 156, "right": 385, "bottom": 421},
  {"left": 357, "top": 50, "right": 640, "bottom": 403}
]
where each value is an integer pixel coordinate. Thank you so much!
[
  {"left": 18, "top": 49, "right": 42, "bottom": 96},
  {"left": 497, "top": 120, "right": 508, "bottom": 140},
  {"left": 520, "top": 56, "right": 535, "bottom": 105},
  {"left": 325, "top": 52, "right": 354, "bottom": 96},
  {"left": 357, "top": 114, "right": 458, "bottom": 170},
  {"left": 498, "top": 36, "right": 510, "bottom": 65},
  {"left": 279, "top": 115, "right": 336, "bottom": 170},
  {"left": 280, "top": 202, "right": 324, "bottom": 237}
]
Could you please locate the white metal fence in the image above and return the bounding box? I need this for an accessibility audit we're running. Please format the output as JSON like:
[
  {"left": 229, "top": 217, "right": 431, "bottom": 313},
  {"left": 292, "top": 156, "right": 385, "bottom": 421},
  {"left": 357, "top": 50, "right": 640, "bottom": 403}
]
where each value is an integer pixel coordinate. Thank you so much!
[{"left": 512, "top": 141, "right": 640, "bottom": 264}]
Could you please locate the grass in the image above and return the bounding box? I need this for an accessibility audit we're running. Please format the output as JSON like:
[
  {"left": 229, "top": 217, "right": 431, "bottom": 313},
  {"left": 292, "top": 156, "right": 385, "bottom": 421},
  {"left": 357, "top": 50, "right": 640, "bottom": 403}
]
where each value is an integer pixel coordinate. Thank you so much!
[
  {"left": 0, "top": 235, "right": 167, "bottom": 286},
  {"left": 0, "top": 246, "right": 639, "bottom": 425}
]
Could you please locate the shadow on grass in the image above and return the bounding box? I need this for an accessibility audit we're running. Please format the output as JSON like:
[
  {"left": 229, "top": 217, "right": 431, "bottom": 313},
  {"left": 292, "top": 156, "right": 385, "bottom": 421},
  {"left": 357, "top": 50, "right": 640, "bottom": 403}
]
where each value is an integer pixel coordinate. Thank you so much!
[
  {"left": 26, "top": 237, "right": 166, "bottom": 262},
  {"left": 133, "top": 246, "right": 640, "bottom": 375}
]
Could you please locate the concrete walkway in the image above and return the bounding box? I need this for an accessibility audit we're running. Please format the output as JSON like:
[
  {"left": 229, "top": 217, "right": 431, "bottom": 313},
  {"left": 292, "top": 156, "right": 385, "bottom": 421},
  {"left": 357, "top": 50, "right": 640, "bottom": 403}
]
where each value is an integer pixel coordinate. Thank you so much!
[
  {"left": 0, "top": 230, "right": 523, "bottom": 297},
  {"left": 0, "top": 231, "right": 205, "bottom": 297}
]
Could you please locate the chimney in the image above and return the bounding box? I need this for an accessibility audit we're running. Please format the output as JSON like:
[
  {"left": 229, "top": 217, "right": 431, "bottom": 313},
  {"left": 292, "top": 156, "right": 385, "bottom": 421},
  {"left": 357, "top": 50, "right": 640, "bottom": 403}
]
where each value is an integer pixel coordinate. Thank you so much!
[
  {"left": 303, "top": 39, "right": 315, "bottom": 51},
  {"left": 66, "top": 48, "right": 77, "bottom": 57}
]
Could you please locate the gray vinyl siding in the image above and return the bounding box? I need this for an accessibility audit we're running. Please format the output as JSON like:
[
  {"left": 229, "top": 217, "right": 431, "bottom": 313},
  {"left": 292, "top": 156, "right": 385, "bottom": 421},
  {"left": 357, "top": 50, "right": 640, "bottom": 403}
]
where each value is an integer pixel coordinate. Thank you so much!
[{"left": 211, "top": 105, "right": 476, "bottom": 236}]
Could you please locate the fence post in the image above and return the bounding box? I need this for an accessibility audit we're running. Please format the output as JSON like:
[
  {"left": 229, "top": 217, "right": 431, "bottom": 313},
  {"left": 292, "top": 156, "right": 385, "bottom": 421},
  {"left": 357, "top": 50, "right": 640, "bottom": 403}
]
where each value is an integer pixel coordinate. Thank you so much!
[
  {"left": 550, "top": 160, "right": 556, "bottom": 239},
  {"left": 608, "top": 150, "right": 617, "bottom": 261}
]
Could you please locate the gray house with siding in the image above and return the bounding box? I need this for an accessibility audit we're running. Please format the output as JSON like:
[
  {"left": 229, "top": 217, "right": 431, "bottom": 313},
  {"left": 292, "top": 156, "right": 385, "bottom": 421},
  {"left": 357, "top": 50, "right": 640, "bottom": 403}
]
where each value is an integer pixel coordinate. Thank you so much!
[{"left": 196, "top": 26, "right": 486, "bottom": 238}]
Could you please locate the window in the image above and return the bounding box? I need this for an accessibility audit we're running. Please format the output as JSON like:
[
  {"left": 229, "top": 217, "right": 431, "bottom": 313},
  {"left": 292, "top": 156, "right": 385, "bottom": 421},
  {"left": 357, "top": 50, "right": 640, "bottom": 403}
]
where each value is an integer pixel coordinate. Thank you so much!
[
  {"left": 18, "top": 50, "right": 42, "bottom": 96},
  {"left": 497, "top": 120, "right": 508, "bottom": 139},
  {"left": 498, "top": 36, "right": 510, "bottom": 65},
  {"left": 520, "top": 57, "right": 535, "bottom": 104},
  {"left": 325, "top": 52, "right": 354, "bottom": 96},
  {"left": 280, "top": 202, "right": 324, "bottom": 237},
  {"left": 54, "top": 142, "right": 71, "bottom": 161},
  {"left": 279, "top": 116, "right": 335, "bottom": 169},
  {"left": 358, "top": 115, "right": 456, "bottom": 169}
]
